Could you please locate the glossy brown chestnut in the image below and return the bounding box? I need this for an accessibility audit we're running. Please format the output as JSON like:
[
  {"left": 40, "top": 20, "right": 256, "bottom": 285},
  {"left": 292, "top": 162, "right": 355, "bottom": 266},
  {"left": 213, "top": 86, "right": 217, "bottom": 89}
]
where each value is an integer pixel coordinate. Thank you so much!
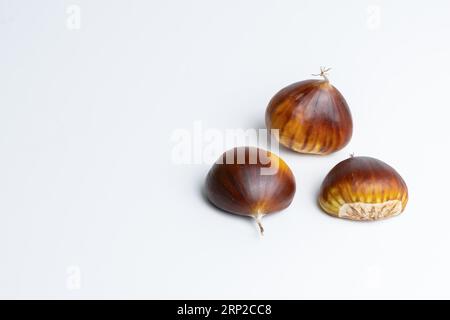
[
  {"left": 205, "top": 146, "right": 296, "bottom": 235},
  {"left": 318, "top": 156, "right": 408, "bottom": 221},
  {"left": 266, "top": 68, "right": 353, "bottom": 155}
]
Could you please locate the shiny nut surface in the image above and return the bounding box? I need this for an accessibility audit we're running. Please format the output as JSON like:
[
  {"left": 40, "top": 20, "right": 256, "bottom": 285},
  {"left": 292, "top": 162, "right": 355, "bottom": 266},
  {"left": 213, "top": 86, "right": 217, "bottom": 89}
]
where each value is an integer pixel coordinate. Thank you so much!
[
  {"left": 318, "top": 156, "right": 408, "bottom": 220},
  {"left": 266, "top": 79, "right": 353, "bottom": 155},
  {"left": 206, "top": 147, "right": 296, "bottom": 217}
]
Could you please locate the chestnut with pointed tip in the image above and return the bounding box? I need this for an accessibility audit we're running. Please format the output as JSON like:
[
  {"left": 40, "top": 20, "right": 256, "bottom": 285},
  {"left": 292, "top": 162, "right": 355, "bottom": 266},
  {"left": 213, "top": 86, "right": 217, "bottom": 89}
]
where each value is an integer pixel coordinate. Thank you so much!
[
  {"left": 318, "top": 156, "right": 408, "bottom": 221},
  {"left": 205, "top": 146, "right": 296, "bottom": 235},
  {"left": 266, "top": 68, "right": 353, "bottom": 155}
]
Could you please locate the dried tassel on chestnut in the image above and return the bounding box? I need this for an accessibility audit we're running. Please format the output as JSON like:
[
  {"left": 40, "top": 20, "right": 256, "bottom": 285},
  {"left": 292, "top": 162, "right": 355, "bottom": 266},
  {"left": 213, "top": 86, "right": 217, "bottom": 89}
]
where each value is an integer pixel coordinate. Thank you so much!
[
  {"left": 318, "top": 155, "right": 408, "bottom": 221},
  {"left": 205, "top": 146, "right": 296, "bottom": 235},
  {"left": 266, "top": 68, "right": 353, "bottom": 155}
]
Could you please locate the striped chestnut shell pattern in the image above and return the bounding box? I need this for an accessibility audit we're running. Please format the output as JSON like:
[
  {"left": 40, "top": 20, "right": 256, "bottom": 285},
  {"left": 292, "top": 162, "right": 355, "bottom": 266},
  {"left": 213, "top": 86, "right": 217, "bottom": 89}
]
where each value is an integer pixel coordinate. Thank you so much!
[
  {"left": 319, "top": 156, "right": 408, "bottom": 221},
  {"left": 206, "top": 147, "right": 296, "bottom": 234},
  {"left": 266, "top": 78, "right": 353, "bottom": 155}
]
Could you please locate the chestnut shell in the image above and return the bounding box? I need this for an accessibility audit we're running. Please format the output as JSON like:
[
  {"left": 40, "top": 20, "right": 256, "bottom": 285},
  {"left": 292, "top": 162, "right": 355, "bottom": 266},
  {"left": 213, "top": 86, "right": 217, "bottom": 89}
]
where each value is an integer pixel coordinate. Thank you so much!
[
  {"left": 266, "top": 79, "right": 353, "bottom": 155},
  {"left": 318, "top": 156, "right": 408, "bottom": 221},
  {"left": 205, "top": 147, "right": 296, "bottom": 218}
]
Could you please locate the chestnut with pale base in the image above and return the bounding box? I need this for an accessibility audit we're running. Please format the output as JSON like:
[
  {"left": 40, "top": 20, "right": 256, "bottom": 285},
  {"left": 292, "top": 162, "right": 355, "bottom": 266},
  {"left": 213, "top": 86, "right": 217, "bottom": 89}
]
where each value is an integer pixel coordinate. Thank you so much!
[
  {"left": 318, "top": 156, "right": 408, "bottom": 221},
  {"left": 205, "top": 147, "right": 296, "bottom": 235}
]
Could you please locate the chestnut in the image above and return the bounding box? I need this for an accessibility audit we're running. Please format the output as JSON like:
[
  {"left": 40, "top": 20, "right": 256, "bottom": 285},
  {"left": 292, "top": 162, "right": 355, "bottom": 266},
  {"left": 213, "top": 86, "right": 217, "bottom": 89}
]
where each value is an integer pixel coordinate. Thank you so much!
[
  {"left": 266, "top": 68, "right": 353, "bottom": 155},
  {"left": 318, "top": 156, "right": 408, "bottom": 221},
  {"left": 205, "top": 146, "right": 296, "bottom": 235}
]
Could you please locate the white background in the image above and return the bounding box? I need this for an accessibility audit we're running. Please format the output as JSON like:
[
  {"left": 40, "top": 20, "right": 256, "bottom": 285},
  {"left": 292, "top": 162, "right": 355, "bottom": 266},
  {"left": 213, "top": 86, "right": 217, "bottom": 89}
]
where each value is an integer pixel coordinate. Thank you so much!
[{"left": 1, "top": 0, "right": 450, "bottom": 299}]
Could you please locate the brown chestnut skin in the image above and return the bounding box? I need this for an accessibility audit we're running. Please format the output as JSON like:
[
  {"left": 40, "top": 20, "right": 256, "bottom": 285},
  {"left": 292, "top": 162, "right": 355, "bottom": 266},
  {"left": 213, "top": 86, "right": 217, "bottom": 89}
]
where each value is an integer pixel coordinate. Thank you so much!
[
  {"left": 266, "top": 71, "right": 353, "bottom": 155},
  {"left": 205, "top": 146, "right": 296, "bottom": 235},
  {"left": 318, "top": 156, "right": 408, "bottom": 221}
]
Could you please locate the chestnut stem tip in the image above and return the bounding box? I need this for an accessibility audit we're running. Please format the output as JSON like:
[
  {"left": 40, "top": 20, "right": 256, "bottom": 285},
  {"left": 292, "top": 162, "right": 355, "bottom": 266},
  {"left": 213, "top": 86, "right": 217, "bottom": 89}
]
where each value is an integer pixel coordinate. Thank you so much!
[
  {"left": 255, "top": 214, "right": 265, "bottom": 237},
  {"left": 312, "top": 67, "right": 332, "bottom": 82}
]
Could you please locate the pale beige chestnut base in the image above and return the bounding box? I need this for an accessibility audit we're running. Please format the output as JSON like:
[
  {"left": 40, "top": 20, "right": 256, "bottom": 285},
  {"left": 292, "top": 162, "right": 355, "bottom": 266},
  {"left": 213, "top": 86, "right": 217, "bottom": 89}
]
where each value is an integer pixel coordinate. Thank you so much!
[{"left": 324, "top": 200, "right": 403, "bottom": 221}]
